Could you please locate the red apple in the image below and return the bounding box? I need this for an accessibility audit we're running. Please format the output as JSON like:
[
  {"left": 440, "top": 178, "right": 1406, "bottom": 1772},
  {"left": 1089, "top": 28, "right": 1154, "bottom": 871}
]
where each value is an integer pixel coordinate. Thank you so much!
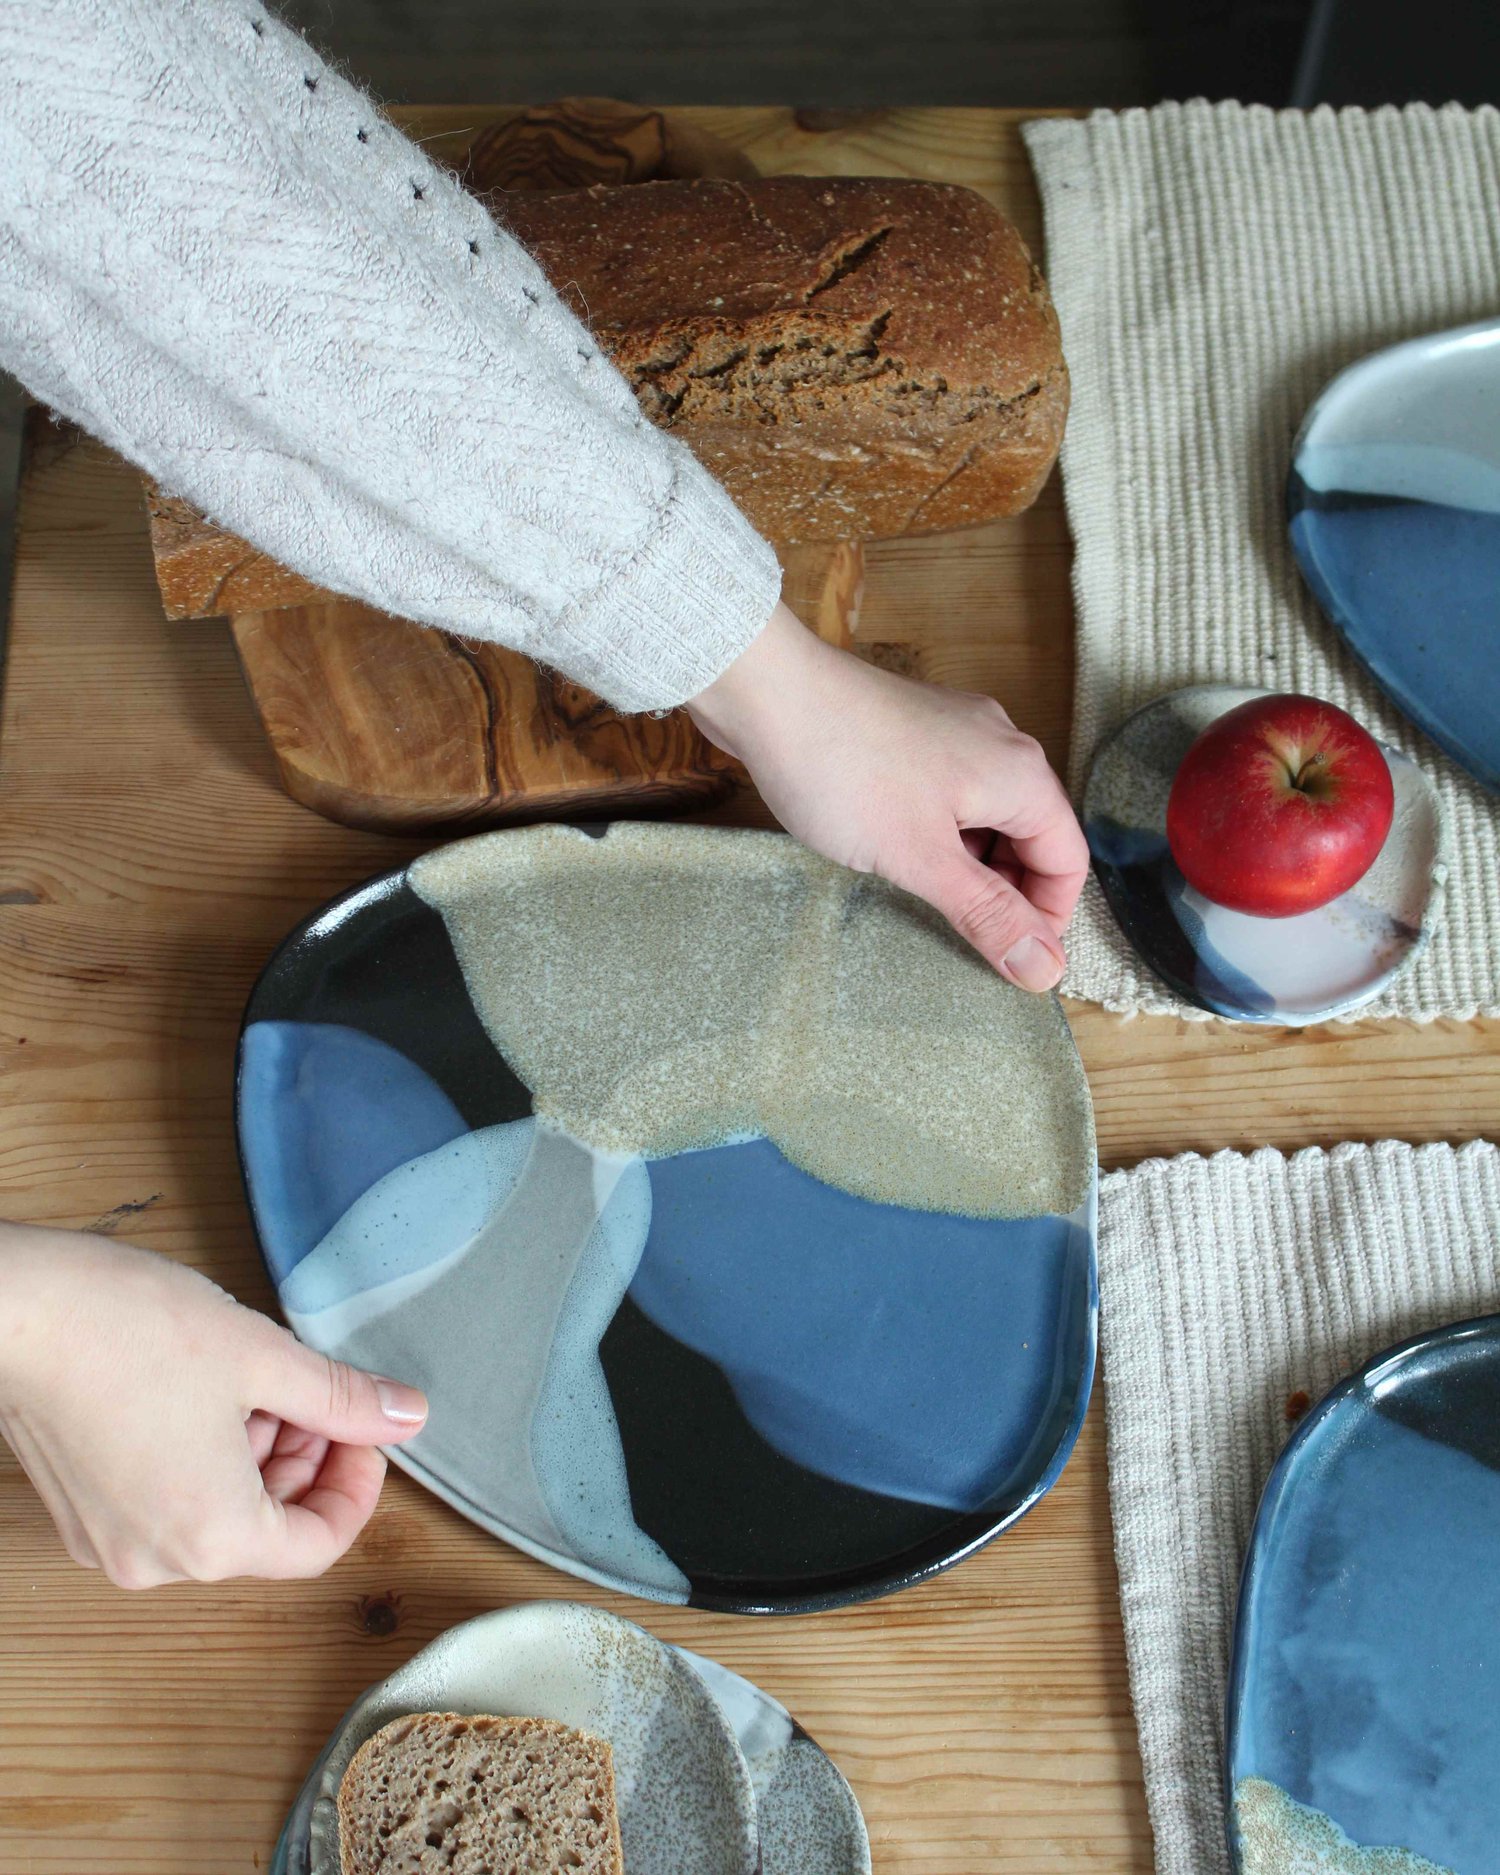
[{"left": 1165, "top": 694, "right": 1395, "bottom": 917}]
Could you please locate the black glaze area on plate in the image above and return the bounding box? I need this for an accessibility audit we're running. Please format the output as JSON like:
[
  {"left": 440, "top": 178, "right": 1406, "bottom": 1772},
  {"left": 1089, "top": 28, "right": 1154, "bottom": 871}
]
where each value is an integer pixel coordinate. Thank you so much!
[
  {"left": 1370, "top": 1326, "right": 1500, "bottom": 1476},
  {"left": 600, "top": 1293, "right": 963, "bottom": 1609},
  {"left": 1085, "top": 818, "right": 1227, "bottom": 1015},
  {"left": 244, "top": 874, "right": 533, "bottom": 1131}
]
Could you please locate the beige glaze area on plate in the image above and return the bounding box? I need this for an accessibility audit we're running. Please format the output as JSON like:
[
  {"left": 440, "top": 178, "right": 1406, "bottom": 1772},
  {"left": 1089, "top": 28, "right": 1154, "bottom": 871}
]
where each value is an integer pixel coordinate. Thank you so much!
[
  {"left": 411, "top": 823, "right": 1094, "bottom": 1221},
  {"left": 1234, "top": 1778, "right": 1454, "bottom": 1875}
]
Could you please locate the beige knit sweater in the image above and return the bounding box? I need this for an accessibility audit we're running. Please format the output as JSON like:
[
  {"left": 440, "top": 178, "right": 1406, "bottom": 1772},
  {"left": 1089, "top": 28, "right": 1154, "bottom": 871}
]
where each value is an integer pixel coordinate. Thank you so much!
[{"left": 0, "top": 0, "right": 782, "bottom": 711}]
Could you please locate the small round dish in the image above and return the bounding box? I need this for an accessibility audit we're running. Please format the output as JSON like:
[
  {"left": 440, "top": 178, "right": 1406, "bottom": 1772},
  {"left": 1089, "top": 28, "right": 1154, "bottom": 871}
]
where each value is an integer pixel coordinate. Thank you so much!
[
  {"left": 1082, "top": 685, "right": 1443, "bottom": 1023},
  {"left": 270, "top": 1603, "right": 871, "bottom": 1875},
  {"left": 1289, "top": 317, "right": 1500, "bottom": 796},
  {"left": 1227, "top": 1316, "right": 1500, "bottom": 1874}
]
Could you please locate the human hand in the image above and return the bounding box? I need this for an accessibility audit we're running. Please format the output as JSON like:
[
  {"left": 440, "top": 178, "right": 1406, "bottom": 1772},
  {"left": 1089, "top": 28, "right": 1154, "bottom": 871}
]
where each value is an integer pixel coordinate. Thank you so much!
[
  {"left": 0, "top": 1223, "right": 427, "bottom": 1589},
  {"left": 688, "top": 602, "right": 1089, "bottom": 990}
]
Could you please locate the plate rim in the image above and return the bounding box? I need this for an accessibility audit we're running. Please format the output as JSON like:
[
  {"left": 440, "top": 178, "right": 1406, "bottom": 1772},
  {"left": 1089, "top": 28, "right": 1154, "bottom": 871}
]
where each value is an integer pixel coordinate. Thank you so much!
[{"left": 1287, "top": 315, "right": 1500, "bottom": 796}]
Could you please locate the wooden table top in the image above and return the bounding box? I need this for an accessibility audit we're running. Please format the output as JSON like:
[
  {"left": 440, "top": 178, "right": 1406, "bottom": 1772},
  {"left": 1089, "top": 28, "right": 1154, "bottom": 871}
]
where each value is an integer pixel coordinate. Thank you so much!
[{"left": 2, "top": 105, "right": 1496, "bottom": 1875}]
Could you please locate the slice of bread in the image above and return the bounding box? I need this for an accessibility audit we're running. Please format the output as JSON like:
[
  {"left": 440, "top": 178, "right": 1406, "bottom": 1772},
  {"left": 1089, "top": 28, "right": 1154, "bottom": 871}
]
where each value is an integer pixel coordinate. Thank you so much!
[{"left": 336, "top": 1711, "right": 624, "bottom": 1875}]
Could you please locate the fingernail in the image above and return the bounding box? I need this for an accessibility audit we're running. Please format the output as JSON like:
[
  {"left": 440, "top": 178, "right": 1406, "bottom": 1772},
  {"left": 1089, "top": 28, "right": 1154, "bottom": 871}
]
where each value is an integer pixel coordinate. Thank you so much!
[
  {"left": 375, "top": 1378, "right": 428, "bottom": 1425},
  {"left": 1002, "top": 935, "right": 1064, "bottom": 992}
]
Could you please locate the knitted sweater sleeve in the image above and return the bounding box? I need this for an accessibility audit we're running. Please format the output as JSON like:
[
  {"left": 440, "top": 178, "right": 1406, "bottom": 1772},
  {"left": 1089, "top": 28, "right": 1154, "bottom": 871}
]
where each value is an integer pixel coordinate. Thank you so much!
[{"left": 0, "top": 0, "right": 781, "bottom": 712}]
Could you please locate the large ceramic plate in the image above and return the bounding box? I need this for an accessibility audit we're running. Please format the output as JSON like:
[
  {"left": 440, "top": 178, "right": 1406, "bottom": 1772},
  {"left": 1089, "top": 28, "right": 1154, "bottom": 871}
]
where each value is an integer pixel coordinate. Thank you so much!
[
  {"left": 1083, "top": 685, "right": 1443, "bottom": 1023},
  {"left": 237, "top": 825, "right": 1098, "bottom": 1613},
  {"left": 1289, "top": 317, "right": 1500, "bottom": 794},
  {"left": 1227, "top": 1316, "right": 1500, "bottom": 1875}
]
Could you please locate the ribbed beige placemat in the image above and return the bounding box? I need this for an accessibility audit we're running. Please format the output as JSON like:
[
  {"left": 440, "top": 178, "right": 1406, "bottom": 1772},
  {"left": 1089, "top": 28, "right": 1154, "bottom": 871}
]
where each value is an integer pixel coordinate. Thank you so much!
[
  {"left": 1097, "top": 1140, "right": 1500, "bottom": 1875},
  {"left": 1024, "top": 103, "right": 1500, "bottom": 1021}
]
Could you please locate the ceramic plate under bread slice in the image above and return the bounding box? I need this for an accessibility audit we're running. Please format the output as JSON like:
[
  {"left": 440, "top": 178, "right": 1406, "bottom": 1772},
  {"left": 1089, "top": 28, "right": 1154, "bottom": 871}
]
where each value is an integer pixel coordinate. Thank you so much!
[
  {"left": 271, "top": 1602, "right": 869, "bottom": 1875},
  {"left": 236, "top": 823, "right": 1098, "bottom": 1613}
]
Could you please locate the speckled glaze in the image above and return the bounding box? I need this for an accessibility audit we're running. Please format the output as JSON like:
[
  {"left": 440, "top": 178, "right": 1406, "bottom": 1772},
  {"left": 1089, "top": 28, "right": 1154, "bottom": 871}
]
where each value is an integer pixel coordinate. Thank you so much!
[
  {"left": 236, "top": 826, "right": 1099, "bottom": 1613},
  {"left": 1290, "top": 318, "right": 1500, "bottom": 795},
  {"left": 1227, "top": 1317, "right": 1500, "bottom": 1875},
  {"left": 270, "top": 1604, "right": 869, "bottom": 1875},
  {"left": 680, "top": 1651, "right": 871, "bottom": 1875},
  {"left": 1083, "top": 686, "right": 1443, "bottom": 1023}
]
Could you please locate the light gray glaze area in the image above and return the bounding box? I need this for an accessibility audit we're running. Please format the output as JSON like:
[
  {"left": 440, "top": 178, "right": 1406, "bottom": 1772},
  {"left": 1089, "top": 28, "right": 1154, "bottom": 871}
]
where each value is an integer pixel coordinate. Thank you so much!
[
  {"left": 273, "top": 1602, "right": 758, "bottom": 1875},
  {"left": 1293, "top": 318, "right": 1500, "bottom": 513},
  {"left": 680, "top": 1650, "right": 872, "bottom": 1875}
]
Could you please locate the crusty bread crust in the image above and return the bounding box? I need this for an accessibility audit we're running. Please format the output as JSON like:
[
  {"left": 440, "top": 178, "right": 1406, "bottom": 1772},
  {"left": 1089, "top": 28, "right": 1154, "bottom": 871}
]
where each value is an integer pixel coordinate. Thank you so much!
[
  {"left": 494, "top": 176, "right": 1066, "bottom": 541},
  {"left": 336, "top": 1711, "right": 623, "bottom": 1875}
]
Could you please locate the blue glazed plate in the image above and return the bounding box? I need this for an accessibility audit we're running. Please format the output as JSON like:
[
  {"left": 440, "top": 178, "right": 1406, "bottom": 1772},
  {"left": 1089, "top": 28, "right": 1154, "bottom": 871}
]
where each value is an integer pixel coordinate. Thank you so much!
[
  {"left": 236, "top": 827, "right": 1097, "bottom": 1613},
  {"left": 1289, "top": 317, "right": 1500, "bottom": 794},
  {"left": 1083, "top": 685, "right": 1443, "bottom": 1024},
  {"left": 1227, "top": 1316, "right": 1500, "bottom": 1875}
]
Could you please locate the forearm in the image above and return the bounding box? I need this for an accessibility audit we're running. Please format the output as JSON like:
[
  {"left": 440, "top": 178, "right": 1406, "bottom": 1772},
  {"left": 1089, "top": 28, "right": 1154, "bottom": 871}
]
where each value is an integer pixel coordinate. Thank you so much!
[{"left": 0, "top": 0, "right": 779, "bottom": 710}]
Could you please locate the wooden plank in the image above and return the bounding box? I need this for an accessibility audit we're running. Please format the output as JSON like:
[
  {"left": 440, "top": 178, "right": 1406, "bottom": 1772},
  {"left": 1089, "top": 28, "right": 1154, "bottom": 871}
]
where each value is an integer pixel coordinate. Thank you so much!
[{"left": 0, "top": 105, "right": 1494, "bottom": 1875}]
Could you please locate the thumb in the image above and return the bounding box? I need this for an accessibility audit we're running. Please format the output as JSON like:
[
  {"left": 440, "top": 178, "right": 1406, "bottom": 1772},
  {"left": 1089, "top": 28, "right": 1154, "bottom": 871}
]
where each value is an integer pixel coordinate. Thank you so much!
[
  {"left": 252, "top": 1329, "right": 428, "bottom": 1446},
  {"left": 917, "top": 849, "right": 1067, "bottom": 991}
]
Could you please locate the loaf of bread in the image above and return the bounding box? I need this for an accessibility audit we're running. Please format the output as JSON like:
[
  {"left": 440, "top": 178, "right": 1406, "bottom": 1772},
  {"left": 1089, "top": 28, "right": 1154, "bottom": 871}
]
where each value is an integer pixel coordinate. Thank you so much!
[
  {"left": 337, "top": 1712, "right": 623, "bottom": 1875},
  {"left": 145, "top": 172, "right": 1066, "bottom": 618},
  {"left": 493, "top": 176, "right": 1067, "bottom": 542}
]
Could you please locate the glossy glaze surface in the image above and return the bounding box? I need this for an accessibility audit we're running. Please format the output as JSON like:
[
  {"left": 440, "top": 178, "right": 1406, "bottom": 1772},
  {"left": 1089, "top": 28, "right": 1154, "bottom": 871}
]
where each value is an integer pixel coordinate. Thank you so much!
[{"left": 237, "top": 828, "right": 1098, "bottom": 1611}]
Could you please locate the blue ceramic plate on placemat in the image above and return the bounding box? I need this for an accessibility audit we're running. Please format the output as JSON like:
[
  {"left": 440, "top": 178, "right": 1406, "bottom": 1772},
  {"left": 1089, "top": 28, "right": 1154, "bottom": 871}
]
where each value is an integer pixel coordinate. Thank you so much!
[
  {"left": 1227, "top": 1316, "right": 1500, "bottom": 1875},
  {"left": 236, "top": 823, "right": 1097, "bottom": 1613},
  {"left": 1290, "top": 317, "right": 1500, "bottom": 795},
  {"left": 1083, "top": 685, "right": 1443, "bottom": 1024}
]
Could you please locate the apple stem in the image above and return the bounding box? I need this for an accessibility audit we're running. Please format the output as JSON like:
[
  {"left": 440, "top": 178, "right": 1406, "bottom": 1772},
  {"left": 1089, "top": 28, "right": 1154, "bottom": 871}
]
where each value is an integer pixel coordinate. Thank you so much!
[{"left": 1292, "top": 752, "right": 1329, "bottom": 793}]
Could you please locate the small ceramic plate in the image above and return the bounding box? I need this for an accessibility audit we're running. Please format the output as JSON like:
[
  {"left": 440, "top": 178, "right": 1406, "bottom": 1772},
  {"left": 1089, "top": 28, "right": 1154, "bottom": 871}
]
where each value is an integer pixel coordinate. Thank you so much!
[
  {"left": 1227, "top": 1317, "right": 1500, "bottom": 1875},
  {"left": 1083, "top": 685, "right": 1443, "bottom": 1023},
  {"left": 236, "top": 826, "right": 1098, "bottom": 1612},
  {"left": 1289, "top": 317, "right": 1500, "bottom": 795},
  {"left": 271, "top": 1603, "right": 759, "bottom": 1875}
]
